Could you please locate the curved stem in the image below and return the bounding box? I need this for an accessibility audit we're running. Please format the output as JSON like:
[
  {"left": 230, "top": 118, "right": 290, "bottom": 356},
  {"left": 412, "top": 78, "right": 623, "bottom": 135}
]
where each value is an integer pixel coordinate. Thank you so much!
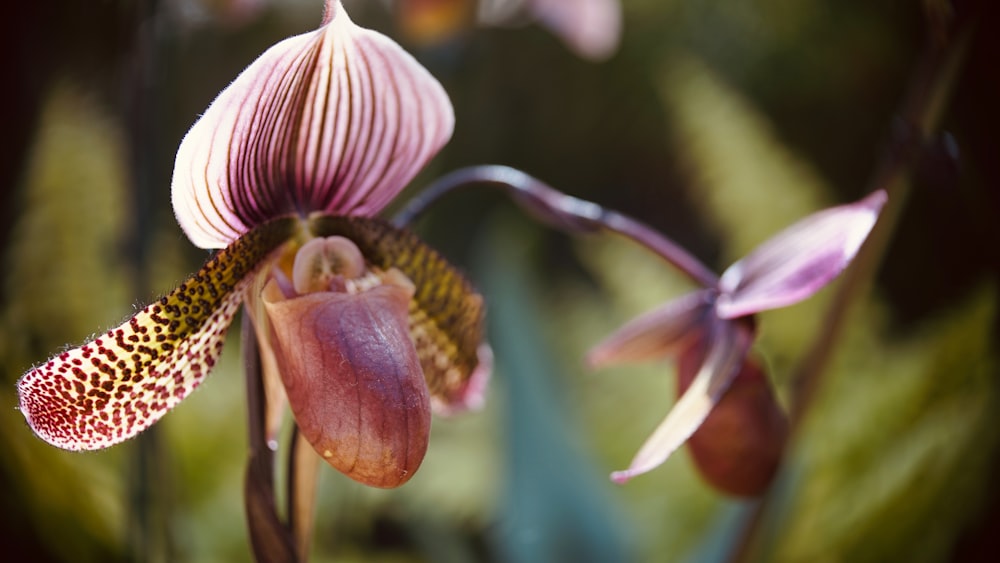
[
  {"left": 394, "top": 165, "right": 720, "bottom": 288},
  {"left": 600, "top": 207, "right": 720, "bottom": 289}
]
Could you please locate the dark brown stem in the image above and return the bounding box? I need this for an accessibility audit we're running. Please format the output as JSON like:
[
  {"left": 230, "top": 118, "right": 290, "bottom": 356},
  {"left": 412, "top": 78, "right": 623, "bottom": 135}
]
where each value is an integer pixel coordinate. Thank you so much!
[{"left": 242, "top": 312, "right": 298, "bottom": 563}]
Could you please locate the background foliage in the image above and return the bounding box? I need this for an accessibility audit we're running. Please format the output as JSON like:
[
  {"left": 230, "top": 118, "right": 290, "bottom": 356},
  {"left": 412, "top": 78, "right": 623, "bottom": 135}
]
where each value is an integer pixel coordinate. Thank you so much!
[{"left": 1, "top": 1, "right": 997, "bottom": 561}]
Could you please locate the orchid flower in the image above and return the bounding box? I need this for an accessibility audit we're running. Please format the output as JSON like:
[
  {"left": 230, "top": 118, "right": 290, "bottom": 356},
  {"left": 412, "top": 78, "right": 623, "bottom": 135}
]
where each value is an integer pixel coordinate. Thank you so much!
[
  {"left": 17, "top": 0, "right": 489, "bottom": 490},
  {"left": 588, "top": 189, "right": 887, "bottom": 488},
  {"left": 392, "top": 163, "right": 883, "bottom": 493}
]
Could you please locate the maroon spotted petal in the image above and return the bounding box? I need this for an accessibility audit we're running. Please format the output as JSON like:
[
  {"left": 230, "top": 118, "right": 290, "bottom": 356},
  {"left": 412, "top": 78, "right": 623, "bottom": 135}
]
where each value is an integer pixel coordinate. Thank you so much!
[{"left": 17, "top": 218, "right": 295, "bottom": 450}]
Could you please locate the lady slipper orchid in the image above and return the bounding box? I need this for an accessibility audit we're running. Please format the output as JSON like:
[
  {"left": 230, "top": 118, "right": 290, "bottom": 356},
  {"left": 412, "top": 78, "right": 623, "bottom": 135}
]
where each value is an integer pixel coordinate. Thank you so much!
[
  {"left": 392, "top": 165, "right": 884, "bottom": 492},
  {"left": 17, "top": 0, "right": 489, "bottom": 489},
  {"left": 588, "top": 190, "right": 887, "bottom": 487}
]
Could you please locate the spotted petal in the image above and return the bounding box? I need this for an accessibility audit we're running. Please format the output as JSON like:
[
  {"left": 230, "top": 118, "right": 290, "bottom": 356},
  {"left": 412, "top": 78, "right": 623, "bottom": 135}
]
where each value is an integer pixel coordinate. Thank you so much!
[
  {"left": 716, "top": 190, "right": 887, "bottom": 319},
  {"left": 172, "top": 0, "right": 455, "bottom": 249},
  {"left": 17, "top": 218, "right": 296, "bottom": 450}
]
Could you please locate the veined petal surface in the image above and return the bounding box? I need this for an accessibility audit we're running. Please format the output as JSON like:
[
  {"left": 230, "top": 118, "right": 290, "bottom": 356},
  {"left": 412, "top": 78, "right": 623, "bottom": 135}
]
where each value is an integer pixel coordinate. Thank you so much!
[
  {"left": 264, "top": 282, "right": 430, "bottom": 488},
  {"left": 172, "top": 0, "right": 455, "bottom": 249},
  {"left": 716, "top": 190, "right": 887, "bottom": 319},
  {"left": 306, "top": 215, "right": 489, "bottom": 414},
  {"left": 17, "top": 218, "right": 296, "bottom": 450}
]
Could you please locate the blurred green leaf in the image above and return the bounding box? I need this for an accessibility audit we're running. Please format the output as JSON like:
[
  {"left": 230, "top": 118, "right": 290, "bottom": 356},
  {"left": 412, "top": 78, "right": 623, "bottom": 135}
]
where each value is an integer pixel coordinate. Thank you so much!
[
  {"left": 1, "top": 79, "right": 132, "bottom": 562},
  {"left": 756, "top": 284, "right": 999, "bottom": 562},
  {"left": 476, "top": 210, "right": 634, "bottom": 563}
]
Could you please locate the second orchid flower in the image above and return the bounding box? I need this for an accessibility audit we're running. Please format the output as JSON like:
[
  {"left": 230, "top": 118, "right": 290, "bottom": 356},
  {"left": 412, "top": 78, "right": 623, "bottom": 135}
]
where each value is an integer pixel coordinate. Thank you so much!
[
  {"left": 589, "top": 189, "right": 887, "bottom": 491},
  {"left": 394, "top": 165, "right": 885, "bottom": 494}
]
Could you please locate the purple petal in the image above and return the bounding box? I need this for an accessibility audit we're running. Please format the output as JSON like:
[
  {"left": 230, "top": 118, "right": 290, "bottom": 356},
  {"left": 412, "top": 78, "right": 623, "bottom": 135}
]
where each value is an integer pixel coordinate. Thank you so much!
[
  {"left": 263, "top": 280, "right": 431, "bottom": 489},
  {"left": 715, "top": 190, "right": 887, "bottom": 319},
  {"left": 610, "top": 319, "right": 752, "bottom": 484},
  {"left": 587, "top": 290, "right": 714, "bottom": 368},
  {"left": 172, "top": 0, "right": 455, "bottom": 249}
]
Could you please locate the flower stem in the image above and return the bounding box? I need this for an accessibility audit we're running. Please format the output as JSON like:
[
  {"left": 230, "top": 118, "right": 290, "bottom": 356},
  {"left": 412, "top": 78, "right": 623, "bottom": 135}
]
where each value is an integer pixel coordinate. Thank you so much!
[
  {"left": 394, "top": 165, "right": 720, "bottom": 288},
  {"left": 728, "top": 6, "right": 976, "bottom": 562},
  {"left": 242, "top": 313, "right": 298, "bottom": 563},
  {"left": 788, "top": 11, "right": 974, "bottom": 424}
]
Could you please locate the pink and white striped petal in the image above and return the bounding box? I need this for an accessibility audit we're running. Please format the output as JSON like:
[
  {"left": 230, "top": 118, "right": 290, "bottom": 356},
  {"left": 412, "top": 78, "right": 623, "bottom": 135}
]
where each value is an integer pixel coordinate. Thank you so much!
[
  {"left": 715, "top": 190, "right": 887, "bottom": 319},
  {"left": 17, "top": 218, "right": 296, "bottom": 450},
  {"left": 172, "top": 0, "right": 455, "bottom": 249}
]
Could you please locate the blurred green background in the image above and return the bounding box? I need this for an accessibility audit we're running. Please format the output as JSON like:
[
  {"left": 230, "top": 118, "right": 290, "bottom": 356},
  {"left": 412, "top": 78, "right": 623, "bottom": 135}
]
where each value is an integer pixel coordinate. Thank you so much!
[{"left": 1, "top": 0, "right": 997, "bottom": 562}]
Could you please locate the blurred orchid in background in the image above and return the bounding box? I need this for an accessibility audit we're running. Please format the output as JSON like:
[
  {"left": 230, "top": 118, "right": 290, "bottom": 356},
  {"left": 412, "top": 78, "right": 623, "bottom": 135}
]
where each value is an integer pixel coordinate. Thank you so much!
[
  {"left": 589, "top": 190, "right": 888, "bottom": 491},
  {"left": 395, "top": 0, "right": 622, "bottom": 61},
  {"left": 393, "top": 164, "right": 886, "bottom": 495},
  {"left": 477, "top": 0, "right": 622, "bottom": 60},
  {"left": 18, "top": 0, "right": 490, "bottom": 501}
]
